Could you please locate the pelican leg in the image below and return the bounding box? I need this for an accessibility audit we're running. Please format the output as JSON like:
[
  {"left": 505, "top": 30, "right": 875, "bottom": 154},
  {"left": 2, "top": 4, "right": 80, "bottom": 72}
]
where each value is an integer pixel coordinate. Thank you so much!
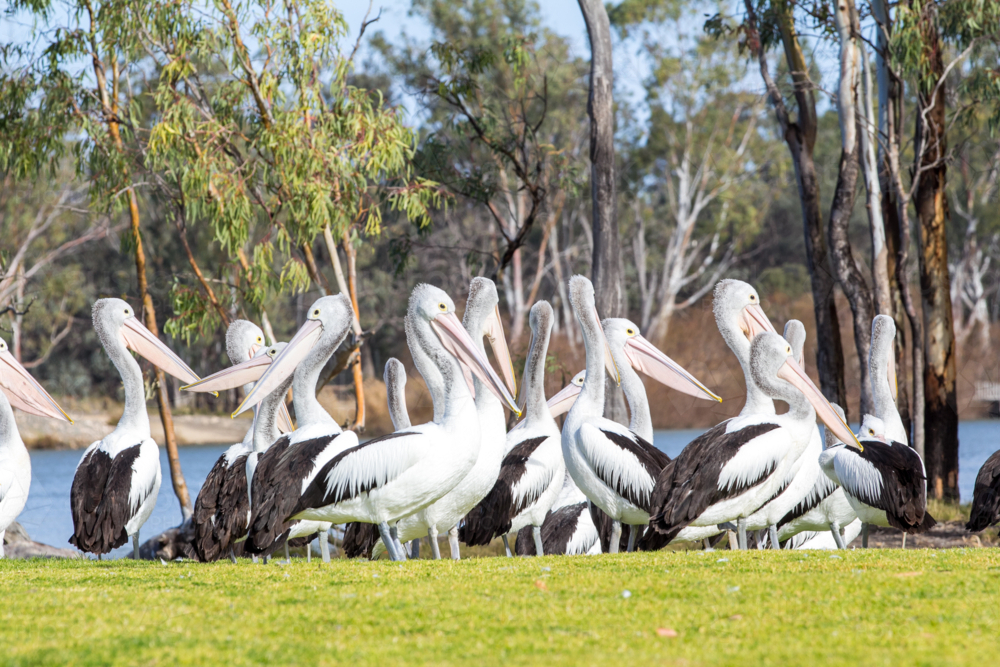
[
  {"left": 409, "top": 539, "right": 420, "bottom": 559},
  {"left": 737, "top": 517, "right": 747, "bottom": 550},
  {"left": 378, "top": 522, "right": 400, "bottom": 562},
  {"left": 627, "top": 525, "right": 637, "bottom": 553},
  {"left": 306, "top": 540, "right": 312, "bottom": 563},
  {"left": 861, "top": 523, "right": 869, "bottom": 548},
  {"left": 283, "top": 541, "right": 290, "bottom": 564},
  {"left": 533, "top": 526, "right": 544, "bottom": 557},
  {"left": 132, "top": 532, "right": 140, "bottom": 561},
  {"left": 320, "top": 531, "right": 331, "bottom": 563},
  {"left": 830, "top": 523, "right": 846, "bottom": 550},
  {"left": 609, "top": 520, "right": 622, "bottom": 554},
  {"left": 768, "top": 525, "right": 779, "bottom": 550},
  {"left": 390, "top": 525, "right": 407, "bottom": 561},
  {"left": 98, "top": 553, "right": 102, "bottom": 561},
  {"left": 252, "top": 554, "right": 258, "bottom": 565},
  {"left": 448, "top": 526, "right": 461, "bottom": 560},
  {"left": 901, "top": 532, "right": 907, "bottom": 549},
  {"left": 502, "top": 534, "right": 513, "bottom": 558},
  {"left": 229, "top": 547, "right": 238, "bottom": 564},
  {"left": 428, "top": 526, "right": 441, "bottom": 560}
]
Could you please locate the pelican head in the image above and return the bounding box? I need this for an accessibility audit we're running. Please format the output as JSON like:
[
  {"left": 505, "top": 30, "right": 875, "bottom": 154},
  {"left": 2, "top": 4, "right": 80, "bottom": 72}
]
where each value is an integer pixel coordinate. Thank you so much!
[
  {"left": 870, "top": 314, "right": 897, "bottom": 401},
  {"left": 602, "top": 318, "right": 721, "bottom": 402},
  {"left": 0, "top": 337, "right": 72, "bottom": 422},
  {"left": 226, "top": 320, "right": 265, "bottom": 365},
  {"left": 750, "top": 332, "right": 860, "bottom": 450},
  {"left": 860, "top": 414, "right": 888, "bottom": 443},
  {"left": 409, "top": 283, "right": 519, "bottom": 416},
  {"left": 713, "top": 280, "right": 776, "bottom": 352},
  {"left": 92, "top": 298, "right": 200, "bottom": 386},
  {"left": 546, "top": 370, "right": 586, "bottom": 418},
  {"left": 464, "top": 277, "right": 517, "bottom": 397},
  {"left": 231, "top": 294, "right": 354, "bottom": 417},
  {"left": 782, "top": 319, "right": 806, "bottom": 368}
]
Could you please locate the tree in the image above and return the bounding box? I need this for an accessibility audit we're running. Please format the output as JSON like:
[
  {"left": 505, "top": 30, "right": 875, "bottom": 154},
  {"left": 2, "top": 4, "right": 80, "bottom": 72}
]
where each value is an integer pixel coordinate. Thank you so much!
[{"left": 735, "top": 0, "right": 848, "bottom": 413}]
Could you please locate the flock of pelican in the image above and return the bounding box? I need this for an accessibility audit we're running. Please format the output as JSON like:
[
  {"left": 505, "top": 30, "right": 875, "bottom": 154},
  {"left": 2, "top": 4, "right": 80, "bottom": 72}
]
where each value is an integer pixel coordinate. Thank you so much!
[{"left": 2, "top": 274, "right": 1000, "bottom": 562}]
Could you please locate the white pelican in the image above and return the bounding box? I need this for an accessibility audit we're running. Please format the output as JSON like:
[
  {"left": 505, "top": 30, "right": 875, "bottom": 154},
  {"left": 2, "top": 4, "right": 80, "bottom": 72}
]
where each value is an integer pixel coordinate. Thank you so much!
[
  {"left": 185, "top": 327, "right": 293, "bottom": 561},
  {"left": 967, "top": 449, "right": 1000, "bottom": 535},
  {"left": 223, "top": 294, "right": 356, "bottom": 559},
  {"left": 369, "top": 278, "right": 517, "bottom": 561},
  {"left": 649, "top": 331, "right": 859, "bottom": 550},
  {"left": 0, "top": 337, "right": 72, "bottom": 558},
  {"left": 70, "top": 299, "right": 202, "bottom": 559},
  {"left": 561, "top": 276, "right": 720, "bottom": 553},
  {"left": 516, "top": 472, "right": 603, "bottom": 556},
  {"left": 384, "top": 357, "right": 411, "bottom": 431},
  {"left": 284, "top": 284, "right": 519, "bottom": 561},
  {"left": 461, "top": 300, "right": 564, "bottom": 556},
  {"left": 820, "top": 316, "right": 934, "bottom": 546},
  {"left": 742, "top": 320, "right": 831, "bottom": 547}
]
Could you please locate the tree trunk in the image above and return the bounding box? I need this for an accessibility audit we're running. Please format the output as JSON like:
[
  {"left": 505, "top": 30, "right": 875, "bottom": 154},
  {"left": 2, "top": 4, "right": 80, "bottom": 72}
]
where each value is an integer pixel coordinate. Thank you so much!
[
  {"left": 578, "top": 0, "right": 626, "bottom": 424},
  {"left": 915, "top": 3, "right": 958, "bottom": 499},
  {"left": 829, "top": 0, "right": 875, "bottom": 419},
  {"left": 760, "top": 0, "right": 847, "bottom": 412},
  {"left": 342, "top": 229, "right": 366, "bottom": 432}
]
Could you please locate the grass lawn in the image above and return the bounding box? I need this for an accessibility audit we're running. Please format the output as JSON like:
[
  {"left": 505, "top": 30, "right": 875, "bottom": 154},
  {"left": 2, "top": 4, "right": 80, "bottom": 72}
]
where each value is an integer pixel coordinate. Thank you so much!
[{"left": 2, "top": 549, "right": 998, "bottom": 666}]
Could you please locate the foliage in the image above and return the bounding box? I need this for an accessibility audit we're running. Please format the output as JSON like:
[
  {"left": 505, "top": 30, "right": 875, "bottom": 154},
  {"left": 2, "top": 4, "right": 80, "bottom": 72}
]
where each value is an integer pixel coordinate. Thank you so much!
[{"left": 2, "top": 550, "right": 999, "bottom": 665}]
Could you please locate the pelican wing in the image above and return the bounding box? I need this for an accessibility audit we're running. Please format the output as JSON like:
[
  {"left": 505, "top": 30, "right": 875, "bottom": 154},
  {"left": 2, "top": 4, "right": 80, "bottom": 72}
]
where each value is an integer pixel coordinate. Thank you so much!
[
  {"left": 295, "top": 431, "right": 422, "bottom": 511},
  {"left": 776, "top": 471, "right": 839, "bottom": 529},
  {"left": 212, "top": 453, "right": 252, "bottom": 554},
  {"left": 648, "top": 421, "right": 781, "bottom": 543},
  {"left": 578, "top": 419, "right": 669, "bottom": 511},
  {"left": 192, "top": 453, "right": 231, "bottom": 562},
  {"left": 835, "top": 440, "right": 932, "bottom": 532},
  {"left": 967, "top": 449, "right": 1000, "bottom": 532}
]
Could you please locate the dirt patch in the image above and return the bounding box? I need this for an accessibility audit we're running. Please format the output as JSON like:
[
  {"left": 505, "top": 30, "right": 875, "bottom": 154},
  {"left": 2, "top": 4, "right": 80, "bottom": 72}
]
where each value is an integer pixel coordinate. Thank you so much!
[{"left": 860, "top": 521, "right": 999, "bottom": 549}]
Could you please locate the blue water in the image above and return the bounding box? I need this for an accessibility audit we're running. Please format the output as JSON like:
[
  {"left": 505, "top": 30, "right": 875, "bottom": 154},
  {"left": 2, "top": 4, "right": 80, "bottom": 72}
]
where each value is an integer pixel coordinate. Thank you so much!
[{"left": 17, "top": 422, "right": 1000, "bottom": 558}]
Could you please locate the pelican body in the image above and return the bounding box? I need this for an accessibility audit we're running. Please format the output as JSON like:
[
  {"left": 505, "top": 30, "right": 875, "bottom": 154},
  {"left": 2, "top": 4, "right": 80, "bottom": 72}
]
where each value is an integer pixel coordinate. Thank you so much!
[{"left": 70, "top": 299, "right": 201, "bottom": 558}]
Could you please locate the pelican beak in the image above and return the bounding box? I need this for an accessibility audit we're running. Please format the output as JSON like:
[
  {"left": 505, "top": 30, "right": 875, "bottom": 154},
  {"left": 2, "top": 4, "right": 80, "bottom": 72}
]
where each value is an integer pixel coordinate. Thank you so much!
[
  {"left": 777, "top": 357, "right": 862, "bottom": 451},
  {"left": 121, "top": 317, "right": 202, "bottom": 386},
  {"left": 596, "top": 308, "right": 620, "bottom": 386},
  {"left": 624, "top": 335, "right": 722, "bottom": 402},
  {"left": 546, "top": 377, "right": 583, "bottom": 418},
  {"left": 232, "top": 320, "right": 322, "bottom": 417},
  {"left": 888, "top": 350, "right": 898, "bottom": 402},
  {"left": 740, "top": 304, "right": 777, "bottom": 342},
  {"left": 0, "top": 349, "right": 72, "bottom": 422},
  {"left": 249, "top": 343, "right": 261, "bottom": 358},
  {"left": 181, "top": 354, "right": 272, "bottom": 393},
  {"left": 484, "top": 304, "right": 517, "bottom": 397},
  {"left": 431, "top": 311, "right": 520, "bottom": 416},
  {"left": 277, "top": 400, "right": 294, "bottom": 433}
]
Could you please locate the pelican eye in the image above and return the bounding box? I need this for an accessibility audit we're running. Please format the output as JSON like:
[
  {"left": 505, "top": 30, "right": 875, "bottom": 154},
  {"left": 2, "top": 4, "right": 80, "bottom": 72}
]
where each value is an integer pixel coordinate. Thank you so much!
[
  {"left": 786, "top": 346, "right": 792, "bottom": 355},
  {"left": 749, "top": 294, "right": 757, "bottom": 302},
  {"left": 313, "top": 309, "right": 320, "bottom": 316},
  {"left": 869, "top": 429, "right": 875, "bottom": 436},
  {"left": 257, "top": 336, "right": 263, "bottom": 343},
  {"left": 437, "top": 303, "right": 448, "bottom": 312},
  {"left": 626, "top": 328, "right": 636, "bottom": 336}
]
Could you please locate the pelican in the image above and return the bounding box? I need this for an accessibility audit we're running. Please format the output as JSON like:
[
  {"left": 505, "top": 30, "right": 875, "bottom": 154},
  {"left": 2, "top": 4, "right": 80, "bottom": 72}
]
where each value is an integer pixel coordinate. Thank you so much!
[
  {"left": 967, "top": 449, "right": 1000, "bottom": 536},
  {"left": 228, "top": 294, "right": 356, "bottom": 559},
  {"left": 769, "top": 402, "right": 860, "bottom": 549},
  {"left": 561, "top": 276, "right": 720, "bottom": 553},
  {"left": 0, "top": 337, "right": 72, "bottom": 557},
  {"left": 190, "top": 342, "right": 299, "bottom": 557},
  {"left": 70, "top": 299, "right": 202, "bottom": 559},
  {"left": 461, "top": 300, "right": 564, "bottom": 557},
  {"left": 368, "top": 278, "right": 516, "bottom": 561},
  {"left": 819, "top": 316, "right": 935, "bottom": 546},
  {"left": 742, "top": 320, "right": 833, "bottom": 547},
  {"left": 185, "top": 326, "right": 293, "bottom": 562},
  {"left": 515, "top": 471, "right": 602, "bottom": 556},
  {"left": 649, "top": 331, "right": 859, "bottom": 550},
  {"left": 282, "top": 284, "right": 519, "bottom": 562}
]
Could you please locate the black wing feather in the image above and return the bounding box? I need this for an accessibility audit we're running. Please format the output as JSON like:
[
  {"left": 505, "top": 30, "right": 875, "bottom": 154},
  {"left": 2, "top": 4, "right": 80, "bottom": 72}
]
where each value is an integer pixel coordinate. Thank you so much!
[
  {"left": 69, "top": 444, "right": 145, "bottom": 555},
  {"left": 648, "top": 422, "right": 781, "bottom": 543},
  {"left": 191, "top": 454, "right": 230, "bottom": 562},
  {"left": 596, "top": 429, "right": 670, "bottom": 511},
  {"left": 461, "top": 436, "right": 547, "bottom": 546},
  {"left": 854, "top": 439, "right": 931, "bottom": 533}
]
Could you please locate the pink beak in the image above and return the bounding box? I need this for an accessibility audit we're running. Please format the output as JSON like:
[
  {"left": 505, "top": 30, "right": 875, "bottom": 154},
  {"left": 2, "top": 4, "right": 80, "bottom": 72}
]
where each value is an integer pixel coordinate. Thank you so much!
[
  {"left": 121, "top": 317, "right": 201, "bottom": 386},
  {"left": 232, "top": 320, "right": 322, "bottom": 418},
  {"left": 741, "top": 303, "right": 777, "bottom": 341},
  {"left": 776, "top": 357, "right": 861, "bottom": 450},
  {"left": 546, "top": 374, "right": 584, "bottom": 418},
  {"left": 623, "top": 335, "right": 721, "bottom": 402},
  {"left": 430, "top": 312, "right": 520, "bottom": 415},
  {"left": 0, "top": 348, "right": 72, "bottom": 422}
]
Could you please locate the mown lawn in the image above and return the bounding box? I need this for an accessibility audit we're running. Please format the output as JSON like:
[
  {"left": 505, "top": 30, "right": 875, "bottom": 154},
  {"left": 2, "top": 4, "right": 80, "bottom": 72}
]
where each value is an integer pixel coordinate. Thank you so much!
[{"left": 2, "top": 549, "right": 998, "bottom": 666}]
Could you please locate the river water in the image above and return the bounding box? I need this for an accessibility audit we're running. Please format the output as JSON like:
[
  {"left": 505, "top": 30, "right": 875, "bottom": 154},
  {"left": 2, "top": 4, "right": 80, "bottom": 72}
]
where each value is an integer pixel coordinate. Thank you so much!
[{"left": 16, "top": 421, "right": 1000, "bottom": 559}]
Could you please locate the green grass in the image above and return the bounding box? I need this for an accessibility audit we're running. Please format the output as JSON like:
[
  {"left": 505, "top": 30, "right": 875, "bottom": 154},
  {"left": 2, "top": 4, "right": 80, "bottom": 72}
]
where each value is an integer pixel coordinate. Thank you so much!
[{"left": 2, "top": 549, "right": 999, "bottom": 666}]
